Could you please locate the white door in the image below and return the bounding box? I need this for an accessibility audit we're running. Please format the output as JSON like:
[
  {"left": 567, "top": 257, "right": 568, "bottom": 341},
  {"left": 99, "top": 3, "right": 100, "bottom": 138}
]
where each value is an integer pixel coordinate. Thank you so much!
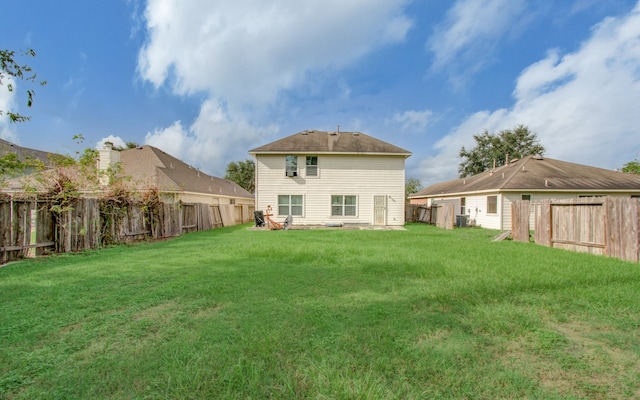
[{"left": 373, "top": 195, "right": 386, "bottom": 226}]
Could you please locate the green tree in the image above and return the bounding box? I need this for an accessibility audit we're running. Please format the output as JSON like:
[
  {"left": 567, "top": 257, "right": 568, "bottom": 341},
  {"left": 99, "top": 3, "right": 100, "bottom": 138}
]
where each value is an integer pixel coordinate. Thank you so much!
[
  {"left": 458, "top": 124, "right": 545, "bottom": 177},
  {"left": 622, "top": 159, "right": 640, "bottom": 175},
  {"left": 224, "top": 159, "right": 255, "bottom": 193},
  {"left": 1, "top": 48, "right": 47, "bottom": 123},
  {"left": 405, "top": 177, "right": 422, "bottom": 198}
]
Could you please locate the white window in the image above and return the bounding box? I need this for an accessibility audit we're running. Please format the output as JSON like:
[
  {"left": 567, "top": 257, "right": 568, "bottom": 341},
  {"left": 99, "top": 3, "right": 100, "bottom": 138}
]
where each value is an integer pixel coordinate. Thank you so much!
[
  {"left": 331, "top": 195, "right": 357, "bottom": 216},
  {"left": 305, "top": 156, "right": 318, "bottom": 177},
  {"left": 285, "top": 156, "right": 298, "bottom": 177},
  {"left": 278, "top": 195, "right": 303, "bottom": 216}
]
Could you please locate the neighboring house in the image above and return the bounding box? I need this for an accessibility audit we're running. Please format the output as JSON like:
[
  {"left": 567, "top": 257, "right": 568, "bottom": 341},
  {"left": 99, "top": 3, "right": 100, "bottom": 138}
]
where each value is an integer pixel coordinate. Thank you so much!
[
  {"left": 100, "top": 143, "right": 255, "bottom": 207},
  {"left": 249, "top": 129, "right": 411, "bottom": 226},
  {"left": 409, "top": 155, "right": 640, "bottom": 230},
  {"left": 0, "top": 138, "right": 53, "bottom": 174}
]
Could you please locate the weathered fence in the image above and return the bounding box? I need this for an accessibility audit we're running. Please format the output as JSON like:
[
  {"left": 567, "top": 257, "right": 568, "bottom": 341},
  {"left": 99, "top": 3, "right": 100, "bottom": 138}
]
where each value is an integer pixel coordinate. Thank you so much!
[
  {"left": 512, "top": 197, "right": 639, "bottom": 262},
  {"left": 406, "top": 203, "right": 455, "bottom": 230},
  {"left": 0, "top": 197, "right": 254, "bottom": 264}
]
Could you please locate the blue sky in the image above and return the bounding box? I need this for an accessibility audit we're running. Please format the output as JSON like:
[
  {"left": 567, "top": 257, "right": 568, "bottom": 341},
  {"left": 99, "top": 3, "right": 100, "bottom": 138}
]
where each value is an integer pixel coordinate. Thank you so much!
[{"left": 2, "top": 0, "right": 640, "bottom": 186}]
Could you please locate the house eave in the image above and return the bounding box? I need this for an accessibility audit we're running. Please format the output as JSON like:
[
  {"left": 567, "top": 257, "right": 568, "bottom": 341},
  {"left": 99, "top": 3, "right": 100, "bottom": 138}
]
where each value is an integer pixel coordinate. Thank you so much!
[
  {"left": 249, "top": 151, "right": 411, "bottom": 158},
  {"left": 410, "top": 188, "right": 640, "bottom": 199}
]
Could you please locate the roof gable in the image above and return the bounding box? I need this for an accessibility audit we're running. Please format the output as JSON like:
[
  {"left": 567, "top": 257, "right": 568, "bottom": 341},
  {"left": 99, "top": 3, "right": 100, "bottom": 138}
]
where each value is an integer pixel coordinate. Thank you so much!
[
  {"left": 412, "top": 156, "right": 640, "bottom": 197},
  {"left": 249, "top": 130, "right": 411, "bottom": 156}
]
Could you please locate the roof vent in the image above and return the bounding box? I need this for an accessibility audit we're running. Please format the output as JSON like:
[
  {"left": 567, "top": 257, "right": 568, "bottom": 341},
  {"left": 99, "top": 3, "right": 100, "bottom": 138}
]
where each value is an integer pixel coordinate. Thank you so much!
[
  {"left": 353, "top": 132, "right": 359, "bottom": 136},
  {"left": 301, "top": 130, "right": 309, "bottom": 135},
  {"left": 534, "top": 154, "right": 543, "bottom": 160}
]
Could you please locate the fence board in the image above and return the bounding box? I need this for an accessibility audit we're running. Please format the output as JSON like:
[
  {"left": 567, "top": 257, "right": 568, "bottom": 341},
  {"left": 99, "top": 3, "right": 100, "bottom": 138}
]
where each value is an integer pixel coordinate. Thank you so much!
[
  {"left": 1, "top": 196, "right": 251, "bottom": 264},
  {"left": 526, "top": 197, "right": 639, "bottom": 262},
  {"left": 219, "top": 205, "right": 235, "bottom": 227},
  {"left": 606, "top": 197, "right": 639, "bottom": 262},
  {"left": 511, "top": 200, "right": 531, "bottom": 242},
  {"left": 436, "top": 204, "right": 455, "bottom": 230},
  {"left": 534, "top": 200, "right": 551, "bottom": 246}
]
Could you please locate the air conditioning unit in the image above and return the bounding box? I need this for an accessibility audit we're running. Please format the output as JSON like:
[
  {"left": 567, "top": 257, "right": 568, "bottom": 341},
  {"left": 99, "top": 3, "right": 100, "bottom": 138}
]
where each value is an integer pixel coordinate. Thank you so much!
[{"left": 285, "top": 171, "right": 297, "bottom": 177}]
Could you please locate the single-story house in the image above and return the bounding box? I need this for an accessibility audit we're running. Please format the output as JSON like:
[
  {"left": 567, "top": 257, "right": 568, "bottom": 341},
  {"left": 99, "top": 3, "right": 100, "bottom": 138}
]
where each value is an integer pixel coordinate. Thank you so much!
[
  {"left": 100, "top": 143, "right": 255, "bottom": 207},
  {"left": 249, "top": 129, "right": 411, "bottom": 226},
  {"left": 409, "top": 155, "right": 640, "bottom": 230}
]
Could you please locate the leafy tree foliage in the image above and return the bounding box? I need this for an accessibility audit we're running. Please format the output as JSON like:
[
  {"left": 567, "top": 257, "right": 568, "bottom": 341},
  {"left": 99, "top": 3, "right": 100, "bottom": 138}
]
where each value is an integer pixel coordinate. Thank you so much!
[
  {"left": 1, "top": 48, "right": 47, "bottom": 123},
  {"left": 458, "top": 124, "right": 545, "bottom": 178},
  {"left": 0, "top": 153, "right": 43, "bottom": 179},
  {"left": 224, "top": 159, "right": 255, "bottom": 193},
  {"left": 622, "top": 159, "right": 640, "bottom": 175},
  {"left": 405, "top": 177, "right": 422, "bottom": 198}
]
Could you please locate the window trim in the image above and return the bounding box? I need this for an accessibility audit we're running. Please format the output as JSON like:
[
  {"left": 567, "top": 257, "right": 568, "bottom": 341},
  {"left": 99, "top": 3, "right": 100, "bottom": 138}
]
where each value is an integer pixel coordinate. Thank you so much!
[
  {"left": 305, "top": 155, "right": 319, "bottom": 178},
  {"left": 285, "top": 155, "right": 298, "bottom": 177},
  {"left": 278, "top": 194, "right": 304, "bottom": 217},
  {"left": 487, "top": 195, "right": 498, "bottom": 214},
  {"left": 331, "top": 195, "right": 358, "bottom": 217}
]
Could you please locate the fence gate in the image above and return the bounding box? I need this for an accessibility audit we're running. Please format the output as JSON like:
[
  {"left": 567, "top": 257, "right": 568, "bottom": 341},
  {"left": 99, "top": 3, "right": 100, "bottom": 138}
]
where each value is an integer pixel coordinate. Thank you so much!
[{"left": 513, "top": 197, "right": 640, "bottom": 262}]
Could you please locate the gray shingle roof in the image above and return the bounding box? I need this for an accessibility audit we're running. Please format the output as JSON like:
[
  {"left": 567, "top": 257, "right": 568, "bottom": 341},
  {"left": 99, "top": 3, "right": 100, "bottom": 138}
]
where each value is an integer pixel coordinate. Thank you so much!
[
  {"left": 0, "top": 138, "right": 53, "bottom": 166},
  {"left": 249, "top": 130, "right": 411, "bottom": 156},
  {"left": 119, "top": 146, "right": 253, "bottom": 199},
  {"left": 411, "top": 156, "right": 640, "bottom": 197}
]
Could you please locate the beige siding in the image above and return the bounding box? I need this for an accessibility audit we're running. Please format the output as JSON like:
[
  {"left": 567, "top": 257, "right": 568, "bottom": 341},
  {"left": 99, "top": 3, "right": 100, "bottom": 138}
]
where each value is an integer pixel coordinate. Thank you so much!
[
  {"left": 429, "top": 194, "right": 502, "bottom": 229},
  {"left": 255, "top": 154, "right": 406, "bottom": 225}
]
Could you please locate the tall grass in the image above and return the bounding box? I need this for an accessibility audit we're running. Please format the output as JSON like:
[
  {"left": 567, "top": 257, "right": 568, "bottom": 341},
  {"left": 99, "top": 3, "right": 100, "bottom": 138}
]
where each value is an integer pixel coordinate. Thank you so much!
[{"left": 1, "top": 224, "right": 639, "bottom": 399}]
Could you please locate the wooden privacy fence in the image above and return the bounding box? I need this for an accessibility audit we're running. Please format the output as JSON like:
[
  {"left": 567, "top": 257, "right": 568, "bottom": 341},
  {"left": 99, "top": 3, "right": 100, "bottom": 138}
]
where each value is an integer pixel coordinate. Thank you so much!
[
  {"left": 511, "top": 197, "right": 639, "bottom": 262},
  {"left": 0, "top": 197, "right": 254, "bottom": 264},
  {"left": 406, "top": 203, "right": 455, "bottom": 230}
]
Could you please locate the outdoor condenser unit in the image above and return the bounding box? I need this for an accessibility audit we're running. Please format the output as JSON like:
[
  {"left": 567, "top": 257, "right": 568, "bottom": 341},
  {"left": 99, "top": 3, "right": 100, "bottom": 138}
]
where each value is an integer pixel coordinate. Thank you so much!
[{"left": 456, "top": 215, "right": 468, "bottom": 227}]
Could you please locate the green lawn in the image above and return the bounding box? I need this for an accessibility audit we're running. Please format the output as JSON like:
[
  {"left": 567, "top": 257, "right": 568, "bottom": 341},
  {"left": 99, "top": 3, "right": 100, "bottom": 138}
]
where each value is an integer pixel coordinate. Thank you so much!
[{"left": 1, "top": 224, "right": 639, "bottom": 399}]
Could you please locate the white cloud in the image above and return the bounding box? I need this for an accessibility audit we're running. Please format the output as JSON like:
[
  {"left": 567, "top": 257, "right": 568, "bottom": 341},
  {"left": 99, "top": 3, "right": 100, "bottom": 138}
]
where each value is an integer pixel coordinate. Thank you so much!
[
  {"left": 138, "top": 0, "right": 412, "bottom": 106},
  {"left": 0, "top": 75, "right": 18, "bottom": 142},
  {"left": 137, "top": 0, "right": 413, "bottom": 175},
  {"left": 419, "top": 3, "right": 640, "bottom": 186},
  {"left": 427, "top": 0, "right": 527, "bottom": 85},
  {"left": 96, "top": 135, "right": 128, "bottom": 150},
  {"left": 144, "top": 120, "right": 191, "bottom": 161},
  {"left": 144, "top": 101, "right": 278, "bottom": 175},
  {"left": 389, "top": 109, "right": 434, "bottom": 133}
]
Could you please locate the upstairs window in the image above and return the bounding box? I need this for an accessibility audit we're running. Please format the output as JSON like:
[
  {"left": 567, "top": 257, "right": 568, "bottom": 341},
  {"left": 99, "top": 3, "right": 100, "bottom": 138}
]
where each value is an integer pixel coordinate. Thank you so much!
[
  {"left": 285, "top": 156, "right": 298, "bottom": 177},
  {"left": 306, "top": 156, "right": 318, "bottom": 177},
  {"left": 331, "top": 195, "right": 357, "bottom": 216}
]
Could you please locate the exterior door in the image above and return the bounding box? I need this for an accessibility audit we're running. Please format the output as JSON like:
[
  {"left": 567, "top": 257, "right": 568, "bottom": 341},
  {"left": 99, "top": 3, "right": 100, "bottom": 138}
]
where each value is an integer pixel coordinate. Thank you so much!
[{"left": 373, "top": 195, "right": 386, "bottom": 226}]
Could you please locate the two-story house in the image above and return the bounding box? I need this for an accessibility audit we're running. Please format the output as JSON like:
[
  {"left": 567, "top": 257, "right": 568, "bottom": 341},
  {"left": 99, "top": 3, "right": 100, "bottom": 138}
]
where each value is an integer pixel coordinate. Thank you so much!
[{"left": 249, "top": 129, "right": 411, "bottom": 227}]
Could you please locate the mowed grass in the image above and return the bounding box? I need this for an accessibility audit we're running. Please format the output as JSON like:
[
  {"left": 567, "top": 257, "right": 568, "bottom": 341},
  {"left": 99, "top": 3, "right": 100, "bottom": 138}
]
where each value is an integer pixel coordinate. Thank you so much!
[{"left": 1, "top": 224, "right": 639, "bottom": 399}]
